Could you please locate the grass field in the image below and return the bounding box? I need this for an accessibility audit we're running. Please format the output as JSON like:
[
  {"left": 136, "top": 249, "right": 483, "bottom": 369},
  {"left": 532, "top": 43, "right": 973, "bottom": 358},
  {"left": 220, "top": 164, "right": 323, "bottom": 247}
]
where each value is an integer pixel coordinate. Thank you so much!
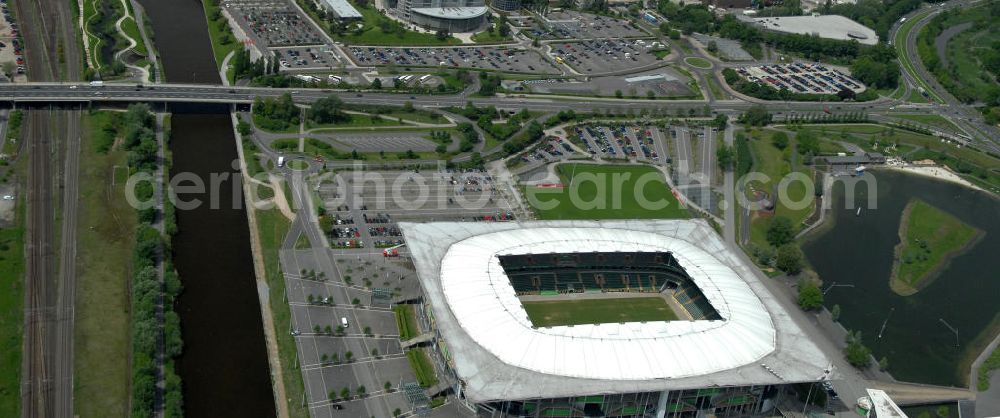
[
  {"left": 74, "top": 111, "right": 135, "bottom": 417},
  {"left": 394, "top": 305, "right": 419, "bottom": 341},
  {"left": 406, "top": 348, "right": 438, "bottom": 388},
  {"left": 684, "top": 56, "right": 713, "bottom": 69},
  {"left": 890, "top": 199, "right": 981, "bottom": 296},
  {"left": 522, "top": 296, "right": 679, "bottom": 327},
  {"left": 0, "top": 169, "right": 24, "bottom": 416},
  {"left": 253, "top": 207, "right": 309, "bottom": 418},
  {"left": 890, "top": 113, "right": 960, "bottom": 132},
  {"left": 746, "top": 129, "right": 816, "bottom": 249},
  {"left": 525, "top": 164, "right": 689, "bottom": 220}
]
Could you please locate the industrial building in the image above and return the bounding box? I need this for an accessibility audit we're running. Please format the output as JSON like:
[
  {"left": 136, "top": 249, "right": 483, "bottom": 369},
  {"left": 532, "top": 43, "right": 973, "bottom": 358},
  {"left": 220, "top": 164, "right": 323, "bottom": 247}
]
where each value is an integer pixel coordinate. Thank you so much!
[
  {"left": 401, "top": 219, "right": 833, "bottom": 418},
  {"left": 396, "top": 0, "right": 489, "bottom": 32},
  {"left": 319, "top": 0, "right": 363, "bottom": 20}
]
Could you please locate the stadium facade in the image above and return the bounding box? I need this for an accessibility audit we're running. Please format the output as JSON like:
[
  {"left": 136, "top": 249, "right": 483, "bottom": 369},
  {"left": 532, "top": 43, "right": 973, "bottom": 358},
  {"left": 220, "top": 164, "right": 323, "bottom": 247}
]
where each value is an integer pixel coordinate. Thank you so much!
[
  {"left": 400, "top": 220, "right": 832, "bottom": 418},
  {"left": 395, "top": 0, "right": 489, "bottom": 32}
]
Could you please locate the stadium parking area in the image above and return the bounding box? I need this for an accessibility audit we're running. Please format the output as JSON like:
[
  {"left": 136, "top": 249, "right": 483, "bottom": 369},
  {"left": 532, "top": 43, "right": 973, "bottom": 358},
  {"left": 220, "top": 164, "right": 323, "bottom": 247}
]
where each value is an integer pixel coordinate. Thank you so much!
[
  {"left": 225, "top": 0, "right": 326, "bottom": 48},
  {"left": 272, "top": 46, "right": 345, "bottom": 69},
  {"left": 529, "top": 10, "right": 650, "bottom": 40},
  {"left": 348, "top": 46, "right": 562, "bottom": 74},
  {"left": 734, "top": 62, "right": 866, "bottom": 95},
  {"left": 554, "top": 39, "right": 664, "bottom": 74},
  {"left": 573, "top": 124, "right": 668, "bottom": 163}
]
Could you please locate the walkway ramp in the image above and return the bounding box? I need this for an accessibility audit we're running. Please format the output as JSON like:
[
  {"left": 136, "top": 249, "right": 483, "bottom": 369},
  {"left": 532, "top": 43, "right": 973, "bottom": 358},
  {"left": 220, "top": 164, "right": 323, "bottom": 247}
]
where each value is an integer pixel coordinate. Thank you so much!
[{"left": 401, "top": 332, "right": 434, "bottom": 349}]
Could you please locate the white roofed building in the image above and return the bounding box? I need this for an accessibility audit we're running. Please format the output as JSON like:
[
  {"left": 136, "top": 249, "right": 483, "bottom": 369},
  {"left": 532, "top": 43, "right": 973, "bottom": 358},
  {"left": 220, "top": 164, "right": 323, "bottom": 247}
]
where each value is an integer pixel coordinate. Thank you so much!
[
  {"left": 319, "top": 0, "right": 363, "bottom": 20},
  {"left": 400, "top": 219, "right": 832, "bottom": 417}
]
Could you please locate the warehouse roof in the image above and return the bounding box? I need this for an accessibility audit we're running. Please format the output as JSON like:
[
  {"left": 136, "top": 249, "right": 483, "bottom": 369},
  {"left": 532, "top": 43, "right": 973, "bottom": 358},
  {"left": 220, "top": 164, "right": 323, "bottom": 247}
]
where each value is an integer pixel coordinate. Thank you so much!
[{"left": 320, "top": 0, "right": 362, "bottom": 19}]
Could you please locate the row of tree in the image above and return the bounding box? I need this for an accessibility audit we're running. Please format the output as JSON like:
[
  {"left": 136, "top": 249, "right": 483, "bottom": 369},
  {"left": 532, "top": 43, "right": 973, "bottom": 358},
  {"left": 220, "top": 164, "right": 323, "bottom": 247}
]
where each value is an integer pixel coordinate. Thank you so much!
[{"left": 117, "top": 104, "right": 185, "bottom": 417}]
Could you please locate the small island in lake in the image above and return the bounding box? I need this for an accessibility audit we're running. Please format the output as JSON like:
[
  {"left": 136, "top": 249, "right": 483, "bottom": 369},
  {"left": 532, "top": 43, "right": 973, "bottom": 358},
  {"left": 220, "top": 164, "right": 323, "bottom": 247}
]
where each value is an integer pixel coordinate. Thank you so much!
[{"left": 890, "top": 199, "right": 984, "bottom": 296}]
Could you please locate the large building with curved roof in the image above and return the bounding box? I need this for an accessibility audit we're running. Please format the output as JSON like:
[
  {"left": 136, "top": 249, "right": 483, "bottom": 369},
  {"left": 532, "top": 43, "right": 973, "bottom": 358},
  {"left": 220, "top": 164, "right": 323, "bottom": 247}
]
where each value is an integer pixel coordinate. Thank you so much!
[
  {"left": 396, "top": 0, "right": 489, "bottom": 32},
  {"left": 400, "top": 219, "right": 831, "bottom": 417}
]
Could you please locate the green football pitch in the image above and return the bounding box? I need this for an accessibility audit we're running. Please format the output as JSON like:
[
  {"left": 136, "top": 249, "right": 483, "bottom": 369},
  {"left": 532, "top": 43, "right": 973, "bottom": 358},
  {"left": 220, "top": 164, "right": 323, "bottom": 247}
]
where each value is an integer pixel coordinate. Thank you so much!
[{"left": 521, "top": 296, "right": 679, "bottom": 327}]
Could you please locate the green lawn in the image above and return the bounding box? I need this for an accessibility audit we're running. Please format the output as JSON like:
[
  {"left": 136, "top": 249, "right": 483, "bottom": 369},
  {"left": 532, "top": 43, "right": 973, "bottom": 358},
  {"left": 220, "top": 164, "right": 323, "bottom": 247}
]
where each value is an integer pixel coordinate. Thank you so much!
[
  {"left": 522, "top": 296, "right": 678, "bottom": 327},
  {"left": 74, "top": 111, "right": 135, "bottom": 418},
  {"left": 746, "top": 130, "right": 816, "bottom": 249},
  {"left": 890, "top": 199, "right": 981, "bottom": 296},
  {"left": 0, "top": 178, "right": 24, "bottom": 416},
  {"left": 394, "top": 305, "right": 419, "bottom": 341},
  {"left": 471, "top": 29, "right": 513, "bottom": 44},
  {"left": 706, "top": 76, "right": 725, "bottom": 100},
  {"left": 684, "top": 56, "right": 712, "bottom": 69},
  {"left": 891, "top": 113, "right": 960, "bottom": 132},
  {"left": 252, "top": 207, "right": 309, "bottom": 418},
  {"left": 119, "top": 16, "right": 148, "bottom": 56},
  {"left": 406, "top": 348, "right": 438, "bottom": 388},
  {"left": 525, "top": 164, "right": 689, "bottom": 220}
]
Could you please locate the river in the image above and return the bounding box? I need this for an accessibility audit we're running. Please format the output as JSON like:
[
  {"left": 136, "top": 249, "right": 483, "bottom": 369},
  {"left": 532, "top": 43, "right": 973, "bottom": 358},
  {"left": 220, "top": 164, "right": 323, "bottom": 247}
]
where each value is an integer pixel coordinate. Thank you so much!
[
  {"left": 803, "top": 170, "right": 1000, "bottom": 387},
  {"left": 137, "top": 0, "right": 277, "bottom": 416}
]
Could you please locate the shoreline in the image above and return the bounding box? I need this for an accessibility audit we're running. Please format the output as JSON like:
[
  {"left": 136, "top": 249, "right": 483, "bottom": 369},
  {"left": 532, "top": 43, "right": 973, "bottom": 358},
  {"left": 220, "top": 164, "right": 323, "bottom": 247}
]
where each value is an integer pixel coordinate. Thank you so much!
[{"left": 878, "top": 164, "right": 987, "bottom": 194}]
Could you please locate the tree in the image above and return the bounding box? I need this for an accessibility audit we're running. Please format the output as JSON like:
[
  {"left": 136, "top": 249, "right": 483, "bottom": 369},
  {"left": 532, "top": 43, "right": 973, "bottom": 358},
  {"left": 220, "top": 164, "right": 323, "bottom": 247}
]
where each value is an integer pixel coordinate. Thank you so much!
[
  {"left": 778, "top": 244, "right": 805, "bottom": 275},
  {"left": 435, "top": 29, "right": 449, "bottom": 40},
  {"left": 308, "top": 95, "right": 349, "bottom": 124},
  {"left": 385, "top": 381, "right": 393, "bottom": 392},
  {"left": 371, "top": 78, "right": 382, "bottom": 89},
  {"left": 845, "top": 330, "right": 872, "bottom": 368},
  {"left": 646, "top": 90, "right": 656, "bottom": 100},
  {"left": 345, "top": 351, "right": 354, "bottom": 362},
  {"left": 707, "top": 40, "right": 718, "bottom": 53},
  {"left": 796, "top": 278, "right": 823, "bottom": 310},
  {"left": 831, "top": 304, "right": 841, "bottom": 321},
  {"left": 394, "top": 408, "right": 402, "bottom": 417},
  {"left": 341, "top": 387, "right": 351, "bottom": 400},
  {"left": 357, "top": 385, "right": 366, "bottom": 397},
  {"left": 936, "top": 406, "right": 949, "bottom": 418},
  {"left": 766, "top": 216, "right": 795, "bottom": 247},
  {"left": 716, "top": 145, "right": 735, "bottom": 170},
  {"left": 771, "top": 131, "right": 789, "bottom": 150},
  {"left": 739, "top": 104, "right": 772, "bottom": 126},
  {"left": 879, "top": 356, "right": 889, "bottom": 371},
  {"left": 615, "top": 89, "right": 623, "bottom": 98}
]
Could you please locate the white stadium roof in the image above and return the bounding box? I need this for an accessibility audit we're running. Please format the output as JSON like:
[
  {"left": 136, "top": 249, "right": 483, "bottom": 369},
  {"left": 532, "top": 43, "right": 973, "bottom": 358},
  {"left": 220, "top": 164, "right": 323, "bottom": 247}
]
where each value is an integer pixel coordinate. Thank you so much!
[{"left": 401, "top": 220, "right": 831, "bottom": 402}]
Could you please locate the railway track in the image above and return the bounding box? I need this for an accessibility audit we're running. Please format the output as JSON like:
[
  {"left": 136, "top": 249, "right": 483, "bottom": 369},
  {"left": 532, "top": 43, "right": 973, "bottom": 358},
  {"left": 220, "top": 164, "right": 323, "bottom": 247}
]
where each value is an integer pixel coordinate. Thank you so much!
[{"left": 13, "top": 0, "right": 82, "bottom": 415}]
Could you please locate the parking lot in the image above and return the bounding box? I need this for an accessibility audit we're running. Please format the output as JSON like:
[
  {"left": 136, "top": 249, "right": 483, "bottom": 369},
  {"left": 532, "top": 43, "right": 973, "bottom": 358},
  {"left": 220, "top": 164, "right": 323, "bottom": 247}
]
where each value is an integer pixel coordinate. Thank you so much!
[
  {"left": 318, "top": 170, "right": 519, "bottom": 230},
  {"left": 511, "top": 136, "right": 586, "bottom": 173},
  {"left": 320, "top": 131, "right": 441, "bottom": 153},
  {"left": 280, "top": 248, "right": 427, "bottom": 418},
  {"left": 735, "top": 62, "right": 866, "bottom": 95},
  {"left": 348, "top": 46, "right": 562, "bottom": 74},
  {"left": 532, "top": 10, "right": 650, "bottom": 40},
  {"left": 224, "top": 0, "right": 326, "bottom": 48},
  {"left": 572, "top": 124, "right": 669, "bottom": 164},
  {"left": 0, "top": 1, "right": 25, "bottom": 80},
  {"left": 553, "top": 39, "right": 664, "bottom": 74},
  {"left": 273, "top": 46, "right": 345, "bottom": 69}
]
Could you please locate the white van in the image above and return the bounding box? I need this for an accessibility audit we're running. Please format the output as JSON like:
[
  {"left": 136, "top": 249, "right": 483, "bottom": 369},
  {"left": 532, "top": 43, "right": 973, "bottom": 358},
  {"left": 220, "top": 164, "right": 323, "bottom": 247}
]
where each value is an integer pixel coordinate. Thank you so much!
[{"left": 341, "top": 317, "right": 349, "bottom": 328}]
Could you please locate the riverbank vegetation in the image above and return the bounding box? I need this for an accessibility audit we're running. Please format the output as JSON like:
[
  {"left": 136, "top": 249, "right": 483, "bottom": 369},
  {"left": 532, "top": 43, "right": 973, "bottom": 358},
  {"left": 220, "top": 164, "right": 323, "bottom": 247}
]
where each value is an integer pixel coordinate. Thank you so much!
[
  {"left": 202, "top": 0, "right": 241, "bottom": 71},
  {"left": 890, "top": 199, "right": 982, "bottom": 296},
  {"left": 979, "top": 346, "right": 1000, "bottom": 391},
  {"left": 253, "top": 93, "right": 301, "bottom": 133}
]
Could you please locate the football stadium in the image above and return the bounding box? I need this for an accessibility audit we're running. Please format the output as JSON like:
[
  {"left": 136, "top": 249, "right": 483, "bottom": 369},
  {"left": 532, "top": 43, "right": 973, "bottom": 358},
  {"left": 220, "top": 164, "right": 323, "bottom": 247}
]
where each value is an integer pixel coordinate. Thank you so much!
[{"left": 401, "top": 220, "right": 831, "bottom": 417}]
